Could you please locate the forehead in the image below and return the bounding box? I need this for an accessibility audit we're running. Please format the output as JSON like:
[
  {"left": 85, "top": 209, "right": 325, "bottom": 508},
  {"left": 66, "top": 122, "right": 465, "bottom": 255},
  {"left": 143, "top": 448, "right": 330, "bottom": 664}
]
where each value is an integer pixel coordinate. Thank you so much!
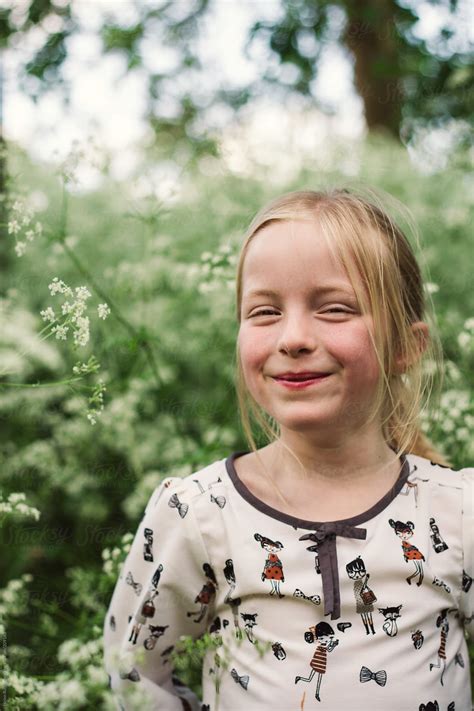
[{"left": 241, "top": 219, "right": 357, "bottom": 297}]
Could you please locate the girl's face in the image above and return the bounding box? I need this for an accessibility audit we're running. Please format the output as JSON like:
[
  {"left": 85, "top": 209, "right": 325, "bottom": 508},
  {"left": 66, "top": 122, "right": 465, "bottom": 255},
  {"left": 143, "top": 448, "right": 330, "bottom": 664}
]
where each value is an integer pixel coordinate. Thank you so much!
[{"left": 238, "top": 219, "right": 383, "bottom": 440}]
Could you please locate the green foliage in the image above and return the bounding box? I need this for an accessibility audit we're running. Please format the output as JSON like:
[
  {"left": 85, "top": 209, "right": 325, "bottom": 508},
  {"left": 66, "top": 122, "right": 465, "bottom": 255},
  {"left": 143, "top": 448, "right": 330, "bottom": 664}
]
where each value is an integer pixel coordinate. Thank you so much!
[
  {"left": 247, "top": 0, "right": 473, "bottom": 139},
  {"left": 4, "top": 0, "right": 472, "bottom": 145},
  {"left": 0, "top": 135, "right": 472, "bottom": 706}
]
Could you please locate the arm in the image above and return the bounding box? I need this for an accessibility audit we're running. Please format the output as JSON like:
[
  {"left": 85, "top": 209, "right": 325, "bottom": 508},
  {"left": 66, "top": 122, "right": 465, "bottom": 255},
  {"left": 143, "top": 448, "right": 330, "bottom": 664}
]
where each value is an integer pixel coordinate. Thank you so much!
[
  {"left": 103, "top": 477, "right": 213, "bottom": 710},
  {"left": 460, "top": 467, "right": 474, "bottom": 640}
]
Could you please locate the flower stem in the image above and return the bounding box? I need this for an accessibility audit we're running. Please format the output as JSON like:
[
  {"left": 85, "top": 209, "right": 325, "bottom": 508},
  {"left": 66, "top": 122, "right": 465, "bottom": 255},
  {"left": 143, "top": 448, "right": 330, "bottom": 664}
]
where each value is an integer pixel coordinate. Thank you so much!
[{"left": 57, "top": 182, "right": 194, "bottom": 453}]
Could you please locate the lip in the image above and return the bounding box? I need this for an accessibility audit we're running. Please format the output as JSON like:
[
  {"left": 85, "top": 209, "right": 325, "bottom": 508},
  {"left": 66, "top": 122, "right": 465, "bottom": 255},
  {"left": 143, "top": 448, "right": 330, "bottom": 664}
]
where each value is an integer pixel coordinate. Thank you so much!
[
  {"left": 273, "top": 375, "right": 330, "bottom": 389},
  {"left": 274, "top": 371, "right": 329, "bottom": 379}
]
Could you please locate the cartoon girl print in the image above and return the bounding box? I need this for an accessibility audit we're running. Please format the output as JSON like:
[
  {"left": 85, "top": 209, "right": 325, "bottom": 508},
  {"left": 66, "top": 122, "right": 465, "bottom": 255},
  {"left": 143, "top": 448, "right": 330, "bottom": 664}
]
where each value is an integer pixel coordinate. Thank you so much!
[
  {"left": 128, "top": 590, "right": 160, "bottom": 644},
  {"left": 345, "top": 556, "right": 377, "bottom": 635},
  {"left": 429, "top": 517, "right": 448, "bottom": 553},
  {"left": 128, "top": 562, "right": 164, "bottom": 645},
  {"left": 229, "top": 597, "right": 243, "bottom": 639},
  {"left": 187, "top": 563, "right": 218, "bottom": 623},
  {"left": 389, "top": 518, "right": 425, "bottom": 586},
  {"left": 429, "top": 608, "right": 449, "bottom": 686},
  {"left": 143, "top": 527, "right": 154, "bottom": 562},
  {"left": 295, "top": 621, "right": 339, "bottom": 702},
  {"left": 240, "top": 612, "right": 258, "bottom": 643},
  {"left": 254, "top": 533, "right": 285, "bottom": 597},
  {"left": 223, "top": 558, "right": 236, "bottom": 603},
  {"left": 378, "top": 605, "right": 402, "bottom": 637}
]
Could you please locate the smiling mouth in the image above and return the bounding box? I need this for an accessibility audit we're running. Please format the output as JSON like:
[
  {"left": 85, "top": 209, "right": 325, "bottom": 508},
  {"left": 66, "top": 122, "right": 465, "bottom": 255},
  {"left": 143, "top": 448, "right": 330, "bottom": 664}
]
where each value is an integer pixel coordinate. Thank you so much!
[{"left": 272, "top": 375, "right": 330, "bottom": 389}]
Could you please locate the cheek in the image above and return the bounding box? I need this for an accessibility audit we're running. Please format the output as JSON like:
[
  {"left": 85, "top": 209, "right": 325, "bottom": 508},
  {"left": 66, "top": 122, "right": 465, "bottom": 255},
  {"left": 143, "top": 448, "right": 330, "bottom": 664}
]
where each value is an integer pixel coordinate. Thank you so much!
[
  {"left": 238, "top": 326, "right": 269, "bottom": 372},
  {"left": 335, "top": 322, "right": 380, "bottom": 373}
]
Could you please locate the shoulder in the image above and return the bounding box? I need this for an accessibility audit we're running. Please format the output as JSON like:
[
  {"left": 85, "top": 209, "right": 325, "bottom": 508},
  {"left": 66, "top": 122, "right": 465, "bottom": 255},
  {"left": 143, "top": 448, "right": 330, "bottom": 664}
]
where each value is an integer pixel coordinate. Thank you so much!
[
  {"left": 146, "top": 456, "right": 228, "bottom": 509},
  {"left": 405, "top": 452, "right": 474, "bottom": 490}
]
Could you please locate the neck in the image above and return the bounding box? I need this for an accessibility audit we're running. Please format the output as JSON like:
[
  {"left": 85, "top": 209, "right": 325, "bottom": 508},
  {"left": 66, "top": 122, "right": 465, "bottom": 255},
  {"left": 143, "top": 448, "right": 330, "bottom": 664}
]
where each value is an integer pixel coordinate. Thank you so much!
[{"left": 261, "top": 427, "right": 400, "bottom": 487}]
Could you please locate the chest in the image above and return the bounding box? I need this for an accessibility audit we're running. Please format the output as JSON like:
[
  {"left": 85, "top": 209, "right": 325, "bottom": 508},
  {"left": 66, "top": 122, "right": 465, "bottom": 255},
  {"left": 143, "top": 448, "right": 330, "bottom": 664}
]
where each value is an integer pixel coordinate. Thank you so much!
[{"left": 234, "top": 457, "right": 398, "bottom": 522}]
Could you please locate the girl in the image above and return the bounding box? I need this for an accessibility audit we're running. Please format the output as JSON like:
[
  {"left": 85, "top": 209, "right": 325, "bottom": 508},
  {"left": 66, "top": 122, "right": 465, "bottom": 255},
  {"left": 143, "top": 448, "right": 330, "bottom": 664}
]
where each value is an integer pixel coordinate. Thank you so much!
[{"left": 103, "top": 188, "right": 473, "bottom": 710}]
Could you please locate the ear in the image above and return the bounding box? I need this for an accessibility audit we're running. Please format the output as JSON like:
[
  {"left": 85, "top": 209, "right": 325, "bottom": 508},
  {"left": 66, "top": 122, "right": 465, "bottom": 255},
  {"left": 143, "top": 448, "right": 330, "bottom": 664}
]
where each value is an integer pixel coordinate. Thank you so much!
[{"left": 393, "top": 321, "right": 430, "bottom": 374}]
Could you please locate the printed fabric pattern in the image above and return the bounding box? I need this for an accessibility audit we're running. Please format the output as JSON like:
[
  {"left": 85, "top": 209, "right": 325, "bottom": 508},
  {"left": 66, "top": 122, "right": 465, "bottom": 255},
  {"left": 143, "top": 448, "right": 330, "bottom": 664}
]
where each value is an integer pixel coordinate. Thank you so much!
[{"left": 103, "top": 453, "right": 474, "bottom": 711}]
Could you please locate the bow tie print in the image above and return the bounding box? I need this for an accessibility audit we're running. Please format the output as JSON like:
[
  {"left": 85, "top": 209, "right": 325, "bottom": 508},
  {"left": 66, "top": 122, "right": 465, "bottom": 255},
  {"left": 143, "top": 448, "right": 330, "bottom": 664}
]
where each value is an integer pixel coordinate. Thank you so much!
[
  {"left": 210, "top": 493, "right": 226, "bottom": 509},
  {"left": 192, "top": 479, "right": 226, "bottom": 508},
  {"left": 230, "top": 668, "right": 249, "bottom": 690},
  {"left": 168, "top": 493, "right": 189, "bottom": 518},
  {"left": 359, "top": 666, "right": 387, "bottom": 687},
  {"left": 125, "top": 572, "right": 143, "bottom": 596},
  {"left": 293, "top": 589, "right": 321, "bottom": 605},
  {"left": 119, "top": 668, "right": 140, "bottom": 682}
]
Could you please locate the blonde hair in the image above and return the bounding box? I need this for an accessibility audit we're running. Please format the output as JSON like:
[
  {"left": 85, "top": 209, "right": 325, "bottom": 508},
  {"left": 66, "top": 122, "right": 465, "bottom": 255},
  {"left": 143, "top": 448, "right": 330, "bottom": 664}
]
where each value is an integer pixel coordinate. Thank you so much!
[{"left": 234, "top": 187, "right": 451, "bottom": 504}]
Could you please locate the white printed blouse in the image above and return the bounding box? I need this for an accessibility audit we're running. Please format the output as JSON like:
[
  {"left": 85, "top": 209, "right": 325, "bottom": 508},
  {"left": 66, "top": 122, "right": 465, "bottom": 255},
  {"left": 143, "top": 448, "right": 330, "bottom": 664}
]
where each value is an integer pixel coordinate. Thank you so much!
[{"left": 103, "top": 451, "right": 474, "bottom": 711}]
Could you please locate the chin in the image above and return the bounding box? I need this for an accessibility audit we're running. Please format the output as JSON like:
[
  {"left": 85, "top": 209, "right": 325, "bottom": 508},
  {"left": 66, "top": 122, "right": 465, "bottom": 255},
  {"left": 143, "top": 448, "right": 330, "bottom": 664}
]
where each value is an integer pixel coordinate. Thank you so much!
[{"left": 273, "top": 411, "right": 339, "bottom": 431}]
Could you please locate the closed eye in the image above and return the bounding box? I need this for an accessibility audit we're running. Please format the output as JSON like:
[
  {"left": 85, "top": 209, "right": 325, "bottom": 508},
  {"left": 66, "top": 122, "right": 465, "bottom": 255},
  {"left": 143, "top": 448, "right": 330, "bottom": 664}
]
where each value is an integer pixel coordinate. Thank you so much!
[
  {"left": 250, "top": 307, "right": 352, "bottom": 317},
  {"left": 251, "top": 309, "right": 279, "bottom": 317}
]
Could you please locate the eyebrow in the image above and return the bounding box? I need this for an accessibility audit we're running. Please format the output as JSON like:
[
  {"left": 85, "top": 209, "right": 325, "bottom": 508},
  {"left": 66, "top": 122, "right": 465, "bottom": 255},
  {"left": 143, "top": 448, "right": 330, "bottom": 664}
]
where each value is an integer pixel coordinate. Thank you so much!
[{"left": 243, "top": 285, "right": 356, "bottom": 300}]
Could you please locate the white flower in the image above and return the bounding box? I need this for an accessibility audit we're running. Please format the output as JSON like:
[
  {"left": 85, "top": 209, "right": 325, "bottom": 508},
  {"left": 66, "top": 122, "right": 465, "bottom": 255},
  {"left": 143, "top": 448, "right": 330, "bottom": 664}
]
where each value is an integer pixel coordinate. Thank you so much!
[
  {"left": 14, "top": 241, "right": 26, "bottom": 257},
  {"left": 464, "top": 318, "right": 474, "bottom": 331},
  {"left": 51, "top": 324, "right": 69, "bottom": 340},
  {"left": 8, "top": 493, "right": 26, "bottom": 504},
  {"left": 75, "top": 286, "right": 91, "bottom": 301},
  {"left": 49, "top": 277, "right": 70, "bottom": 296},
  {"left": 61, "top": 301, "right": 73, "bottom": 315},
  {"left": 60, "top": 679, "right": 87, "bottom": 705},
  {"left": 71, "top": 300, "right": 86, "bottom": 320},
  {"left": 25, "top": 229, "right": 35, "bottom": 241},
  {"left": 86, "top": 664, "right": 108, "bottom": 685},
  {"left": 8, "top": 219, "right": 20, "bottom": 235},
  {"left": 441, "top": 419, "right": 455, "bottom": 433},
  {"left": 97, "top": 303, "right": 110, "bottom": 320},
  {"left": 457, "top": 332, "right": 471, "bottom": 349},
  {"left": 73, "top": 316, "right": 90, "bottom": 346},
  {"left": 40, "top": 307, "right": 56, "bottom": 323},
  {"left": 21, "top": 211, "right": 32, "bottom": 227}
]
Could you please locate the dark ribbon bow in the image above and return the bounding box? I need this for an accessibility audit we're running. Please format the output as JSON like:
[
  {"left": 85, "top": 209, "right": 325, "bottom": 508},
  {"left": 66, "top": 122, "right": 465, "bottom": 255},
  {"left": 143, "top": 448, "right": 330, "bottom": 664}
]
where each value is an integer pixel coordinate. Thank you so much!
[
  {"left": 293, "top": 588, "right": 321, "bottom": 605},
  {"left": 299, "top": 522, "right": 367, "bottom": 620},
  {"left": 168, "top": 493, "right": 189, "bottom": 518},
  {"left": 359, "top": 666, "right": 387, "bottom": 687},
  {"left": 230, "top": 668, "right": 249, "bottom": 689}
]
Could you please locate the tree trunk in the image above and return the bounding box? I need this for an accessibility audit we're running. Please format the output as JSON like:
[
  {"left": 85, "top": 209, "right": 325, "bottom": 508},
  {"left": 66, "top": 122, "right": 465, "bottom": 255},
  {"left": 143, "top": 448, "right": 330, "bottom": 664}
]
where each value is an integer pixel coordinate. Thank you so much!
[{"left": 343, "top": 0, "right": 403, "bottom": 137}]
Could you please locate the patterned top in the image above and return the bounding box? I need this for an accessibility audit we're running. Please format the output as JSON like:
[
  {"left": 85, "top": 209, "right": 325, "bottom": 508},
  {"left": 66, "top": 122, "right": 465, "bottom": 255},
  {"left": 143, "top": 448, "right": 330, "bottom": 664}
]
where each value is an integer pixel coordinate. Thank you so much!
[{"left": 102, "top": 452, "right": 474, "bottom": 710}]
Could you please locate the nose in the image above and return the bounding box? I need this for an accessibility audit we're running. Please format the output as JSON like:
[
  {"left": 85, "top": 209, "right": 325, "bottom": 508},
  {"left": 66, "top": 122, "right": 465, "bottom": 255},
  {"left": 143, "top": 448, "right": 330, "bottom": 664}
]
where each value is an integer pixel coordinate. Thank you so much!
[{"left": 278, "top": 312, "right": 318, "bottom": 355}]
